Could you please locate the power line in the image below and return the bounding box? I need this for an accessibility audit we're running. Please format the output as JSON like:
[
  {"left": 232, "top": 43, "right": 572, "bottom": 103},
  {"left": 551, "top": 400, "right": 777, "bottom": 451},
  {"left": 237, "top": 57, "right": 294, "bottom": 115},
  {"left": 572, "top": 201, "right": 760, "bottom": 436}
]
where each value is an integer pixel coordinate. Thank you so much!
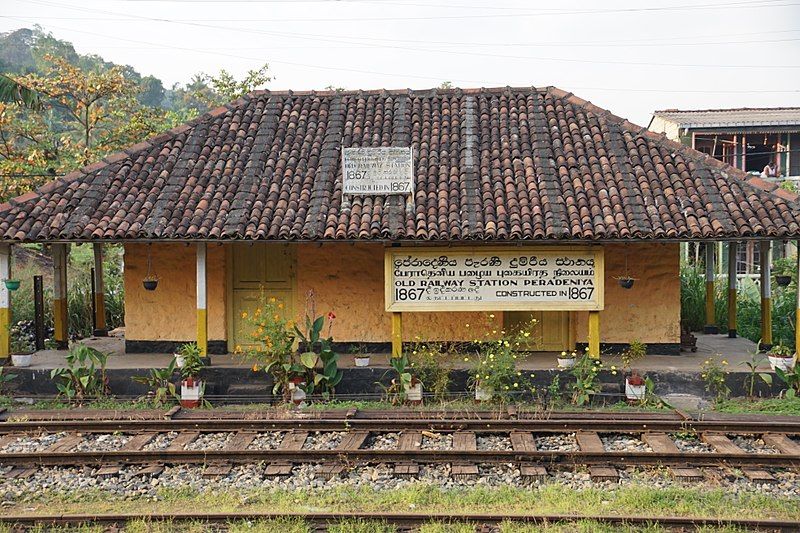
[
  {"left": 7, "top": 15, "right": 800, "bottom": 95},
  {"left": 5, "top": 15, "right": 800, "bottom": 48},
  {"left": 18, "top": 0, "right": 800, "bottom": 70},
  {"left": 16, "top": 0, "right": 800, "bottom": 23}
]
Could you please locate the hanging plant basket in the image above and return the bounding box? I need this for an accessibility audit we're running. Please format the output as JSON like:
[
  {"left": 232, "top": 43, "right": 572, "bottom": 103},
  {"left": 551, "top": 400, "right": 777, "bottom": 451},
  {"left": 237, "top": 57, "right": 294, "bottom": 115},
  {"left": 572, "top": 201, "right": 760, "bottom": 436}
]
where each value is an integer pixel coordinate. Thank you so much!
[
  {"left": 142, "top": 244, "right": 159, "bottom": 291},
  {"left": 775, "top": 275, "right": 791, "bottom": 287},
  {"left": 617, "top": 277, "right": 635, "bottom": 289},
  {"left": 3, "top": 279, "right": 20, "bottom": 291}
]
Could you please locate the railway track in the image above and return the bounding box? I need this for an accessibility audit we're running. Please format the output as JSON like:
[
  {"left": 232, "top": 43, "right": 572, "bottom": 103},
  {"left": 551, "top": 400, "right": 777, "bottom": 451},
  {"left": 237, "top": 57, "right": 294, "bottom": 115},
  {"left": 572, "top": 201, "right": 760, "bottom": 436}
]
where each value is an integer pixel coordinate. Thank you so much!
[
  {"left": 1, "top": 511, "right": 799, "bottom": 532},
  {"left": 0, "top": 408, "right": 799, "bottom": 483}
]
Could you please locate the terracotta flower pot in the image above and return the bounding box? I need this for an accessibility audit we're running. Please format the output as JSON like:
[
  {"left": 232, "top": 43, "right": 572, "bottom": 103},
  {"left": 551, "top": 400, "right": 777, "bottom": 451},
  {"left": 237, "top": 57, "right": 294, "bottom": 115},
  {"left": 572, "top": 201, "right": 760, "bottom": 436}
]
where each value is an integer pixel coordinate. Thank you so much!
[
  {"left": 180, "top": 377, "right": 202, "bottom": 408},
  {"left": 625, "top": 376, "right": 646, "bottom": 401}
]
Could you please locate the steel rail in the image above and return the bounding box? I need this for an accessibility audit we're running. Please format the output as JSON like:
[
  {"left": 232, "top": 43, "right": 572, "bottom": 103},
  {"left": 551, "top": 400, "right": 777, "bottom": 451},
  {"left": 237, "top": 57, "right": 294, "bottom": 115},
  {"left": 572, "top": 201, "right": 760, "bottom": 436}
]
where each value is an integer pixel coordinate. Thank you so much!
[
  {"left": 1, "top": 417, "right": 799, "bottom": 433},
  {"left": 0, "top": 511, "right": 798, "bottom": 531},
  {"left": 2, "top": 449, "right": 799, "bottom": 469}
]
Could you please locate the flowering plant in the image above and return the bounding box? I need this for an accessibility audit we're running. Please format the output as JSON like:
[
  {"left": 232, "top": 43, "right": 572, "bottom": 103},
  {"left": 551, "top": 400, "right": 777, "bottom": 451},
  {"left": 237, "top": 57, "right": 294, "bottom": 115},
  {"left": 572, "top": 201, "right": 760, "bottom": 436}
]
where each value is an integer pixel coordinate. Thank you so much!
[
  {"left": 466, "top": 316, "right": 533, "bottom": 401},
  {"left": 701, "top": 357, "right": 730, "bottom": 401},
  {"left": 292, "top": 291, "right": 342, "bottom": 398},
  {"left": 235, "top": 293, "right": 299, "bottom": 401}
]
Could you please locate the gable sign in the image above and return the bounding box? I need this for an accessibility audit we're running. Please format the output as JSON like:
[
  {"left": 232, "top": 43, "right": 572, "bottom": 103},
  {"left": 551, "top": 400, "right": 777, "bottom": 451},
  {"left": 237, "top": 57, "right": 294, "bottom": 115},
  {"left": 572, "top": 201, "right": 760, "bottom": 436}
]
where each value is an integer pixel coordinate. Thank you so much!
[
  {"left": 342, "top": 147, "right": 413, "bottom": 195},
  {"left": 385, "top": 247, "right": 604, "bottom": 312}
]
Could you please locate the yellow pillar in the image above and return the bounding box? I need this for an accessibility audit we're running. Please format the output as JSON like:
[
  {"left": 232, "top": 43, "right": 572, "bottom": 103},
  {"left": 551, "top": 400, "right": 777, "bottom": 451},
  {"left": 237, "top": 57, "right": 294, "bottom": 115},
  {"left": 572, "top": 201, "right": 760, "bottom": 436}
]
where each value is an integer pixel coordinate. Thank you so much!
[
  {"left": 704, "top": 243, "right": 718, "bottom": 334},
  {"left": 391, "top": 312, "right": 402, "bottom": 358},
  {"left": 0, "top": 244, "right": 10, "bottom": 359},
  {"left": 760, "top": 240, "right": 772, "bottom": 350},
  {"left": 196, "top": 243, "right": 208, "bottom": 357},
  {"left": 588, "top": 310, "right": 600, "bottom": 359},
  {"left": 52, "top": 243, "right": 68, "bottom": 349},
  {"left": 727, "top": 242, "right": 737, "bottom": 338},
  {"left": 92, "top": 243, "right": 107, "bottom": 336}
]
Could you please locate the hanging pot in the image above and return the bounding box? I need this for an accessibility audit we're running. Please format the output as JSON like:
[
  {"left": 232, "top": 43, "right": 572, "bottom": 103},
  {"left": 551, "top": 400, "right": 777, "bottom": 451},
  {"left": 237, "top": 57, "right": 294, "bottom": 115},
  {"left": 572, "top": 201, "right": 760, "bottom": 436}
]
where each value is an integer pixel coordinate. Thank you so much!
[
  {"left": 3, "top": 279, "right": 20, "bottom": 291},
  {"left": 618, "top": 277, "right": 635, "bottom": 289},
  {"left": 143, "top": 279, "right": 158, "bottom": 291},
  {"left": 775, "top": 275, "right": 791, "bottom": 287}
]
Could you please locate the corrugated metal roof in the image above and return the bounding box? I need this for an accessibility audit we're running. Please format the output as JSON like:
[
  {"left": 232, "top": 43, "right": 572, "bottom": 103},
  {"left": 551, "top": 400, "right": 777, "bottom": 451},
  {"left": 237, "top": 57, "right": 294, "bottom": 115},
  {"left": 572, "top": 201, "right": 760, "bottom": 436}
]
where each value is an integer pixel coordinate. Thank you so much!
[{"left": 652, "top": 108, "right": 800, "bottom": 129}]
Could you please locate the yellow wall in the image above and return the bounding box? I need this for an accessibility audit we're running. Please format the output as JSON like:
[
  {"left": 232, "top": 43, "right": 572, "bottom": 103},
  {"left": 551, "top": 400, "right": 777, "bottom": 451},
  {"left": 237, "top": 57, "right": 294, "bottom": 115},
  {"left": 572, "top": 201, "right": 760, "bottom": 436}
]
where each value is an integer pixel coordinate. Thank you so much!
[
  {"left": 295, "top": 243, "right": 503, "bottom": 342},
  {"left": 573, "top": 243, "right": 680, "bottom": 344},
  {"left": 124, "top": 243, "right": 226, "bottom": 341},
  {"left": 123, "top": 241, "right": 680, "bottom": 347}
]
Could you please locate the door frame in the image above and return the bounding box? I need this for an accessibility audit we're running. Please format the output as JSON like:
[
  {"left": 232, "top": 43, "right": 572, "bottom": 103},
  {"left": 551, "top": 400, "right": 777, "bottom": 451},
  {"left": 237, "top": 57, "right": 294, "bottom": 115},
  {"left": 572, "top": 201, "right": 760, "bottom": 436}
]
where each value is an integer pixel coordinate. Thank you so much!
[{"left": 225, "top": 243, "right": 297, "bottom": 351}]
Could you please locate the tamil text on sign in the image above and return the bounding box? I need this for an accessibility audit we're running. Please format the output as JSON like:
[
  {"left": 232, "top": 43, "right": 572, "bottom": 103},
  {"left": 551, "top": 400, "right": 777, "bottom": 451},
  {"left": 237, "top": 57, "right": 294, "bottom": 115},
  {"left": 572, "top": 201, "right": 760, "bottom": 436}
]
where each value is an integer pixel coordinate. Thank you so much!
[
  {"left": 342, "top": 147, "right": 413, "bottom": 195},
  {"left": 385, "top": 247, "right": 604, "bottom": 311}
]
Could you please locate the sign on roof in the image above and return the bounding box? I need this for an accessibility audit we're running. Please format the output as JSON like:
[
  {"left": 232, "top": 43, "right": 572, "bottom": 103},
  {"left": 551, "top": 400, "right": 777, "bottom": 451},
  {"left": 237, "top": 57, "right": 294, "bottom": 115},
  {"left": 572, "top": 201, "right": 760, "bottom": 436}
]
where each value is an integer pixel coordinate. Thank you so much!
[
  {"left": 385, "top": 247, "right": 604, "bottom": 312},
  {"left": 342, "top": 147, "right": 413, "bottom": 195}
]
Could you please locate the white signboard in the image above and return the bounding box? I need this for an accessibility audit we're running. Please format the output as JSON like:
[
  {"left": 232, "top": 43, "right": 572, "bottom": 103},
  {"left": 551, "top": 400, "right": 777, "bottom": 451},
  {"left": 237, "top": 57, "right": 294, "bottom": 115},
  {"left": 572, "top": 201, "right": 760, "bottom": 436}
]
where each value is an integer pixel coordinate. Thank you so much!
[
  {"left": 342, "top": 147, "right": 413, "bottom": 195},
  {"left": 385, "top": 247, "right": 604, "bottom": 312}
]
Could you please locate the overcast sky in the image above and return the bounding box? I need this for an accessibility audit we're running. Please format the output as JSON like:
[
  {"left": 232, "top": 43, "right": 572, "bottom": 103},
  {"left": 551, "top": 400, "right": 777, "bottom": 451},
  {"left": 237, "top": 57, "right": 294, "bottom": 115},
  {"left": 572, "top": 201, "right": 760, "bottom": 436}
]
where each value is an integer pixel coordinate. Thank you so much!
[{"left": 2, "top": 0, "right": 799, "bottom": 125}]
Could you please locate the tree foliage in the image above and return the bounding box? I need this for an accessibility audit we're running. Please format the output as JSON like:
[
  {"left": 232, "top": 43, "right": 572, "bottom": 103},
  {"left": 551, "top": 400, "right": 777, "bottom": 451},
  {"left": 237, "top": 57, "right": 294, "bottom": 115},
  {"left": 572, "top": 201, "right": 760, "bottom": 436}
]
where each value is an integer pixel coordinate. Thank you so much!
[{"left": 0, "top": 27, "right": 272, "bottom": 202}]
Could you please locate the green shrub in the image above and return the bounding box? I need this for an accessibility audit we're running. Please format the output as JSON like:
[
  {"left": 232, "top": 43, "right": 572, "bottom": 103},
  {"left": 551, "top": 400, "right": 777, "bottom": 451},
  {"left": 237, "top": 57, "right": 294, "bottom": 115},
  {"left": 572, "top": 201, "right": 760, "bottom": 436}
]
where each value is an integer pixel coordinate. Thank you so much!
[
  {"left": 681, "top": 264, "right": 796, "bottom": 350},
  {"left": 9, "top": 245, "right": 124, "bottom": 342}
]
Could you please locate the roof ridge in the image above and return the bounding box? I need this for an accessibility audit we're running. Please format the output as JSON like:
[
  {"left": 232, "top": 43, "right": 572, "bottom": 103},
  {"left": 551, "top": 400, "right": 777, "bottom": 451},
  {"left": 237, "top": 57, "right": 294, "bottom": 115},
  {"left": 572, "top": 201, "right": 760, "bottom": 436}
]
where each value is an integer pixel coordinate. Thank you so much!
[
  {"left": 654, "top": 106, "right": 800, "bottom": 114},
  {"left": 553, "top": 88, "right": 800, "bottom": 205}
]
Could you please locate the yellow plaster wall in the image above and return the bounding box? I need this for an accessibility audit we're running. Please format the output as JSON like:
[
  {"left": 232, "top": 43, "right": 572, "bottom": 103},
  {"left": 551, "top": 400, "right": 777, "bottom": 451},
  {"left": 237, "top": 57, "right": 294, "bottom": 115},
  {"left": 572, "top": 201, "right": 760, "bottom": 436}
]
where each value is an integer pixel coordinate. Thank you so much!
[
  {"left": 297, "top": 242, "right": 679, "bottom": 345},
  {"left": 123, "top": 241, "right": 679, "bottom": 347},
  {"left": 574, "top": 243, "right": 681, "bottom": 344},
  {"left": 295, "top": 243, "right": 502, "bottom": 342},
  {"left": 124, "top": 243, "right": 227, "bottom": 341}
]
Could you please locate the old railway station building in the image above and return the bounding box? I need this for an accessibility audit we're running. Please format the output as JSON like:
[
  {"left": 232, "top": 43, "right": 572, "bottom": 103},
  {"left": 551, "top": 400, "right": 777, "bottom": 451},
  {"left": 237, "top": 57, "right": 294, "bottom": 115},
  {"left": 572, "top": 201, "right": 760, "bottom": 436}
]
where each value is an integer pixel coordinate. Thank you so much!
[{"left": 1, "top": 86, "right": 799, "bottom": 362}]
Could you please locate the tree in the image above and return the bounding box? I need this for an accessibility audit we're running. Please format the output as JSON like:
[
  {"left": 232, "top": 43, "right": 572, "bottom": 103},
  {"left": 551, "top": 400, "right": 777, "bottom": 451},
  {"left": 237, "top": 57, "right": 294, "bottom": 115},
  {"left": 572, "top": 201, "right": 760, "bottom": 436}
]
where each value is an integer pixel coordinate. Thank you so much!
[
  {"left": 0, "top": 74, "right": 41, "bottom": 109},
  {"left": 190, "top": 63, "right": 271, "bottom": 108},
  {"left": 0, "top": 55, "right": 185, "bottom": 201}
]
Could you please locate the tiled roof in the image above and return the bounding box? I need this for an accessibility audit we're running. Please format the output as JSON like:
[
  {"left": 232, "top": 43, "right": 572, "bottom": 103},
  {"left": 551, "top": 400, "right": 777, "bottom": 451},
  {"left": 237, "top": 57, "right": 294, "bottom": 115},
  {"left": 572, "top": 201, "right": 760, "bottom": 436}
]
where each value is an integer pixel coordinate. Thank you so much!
[
  {"left": 652, "top": 107, "right": 800, "bottom": 129},
  {"left": 1, "top": 86, "right": 799, "bottom": 242}
]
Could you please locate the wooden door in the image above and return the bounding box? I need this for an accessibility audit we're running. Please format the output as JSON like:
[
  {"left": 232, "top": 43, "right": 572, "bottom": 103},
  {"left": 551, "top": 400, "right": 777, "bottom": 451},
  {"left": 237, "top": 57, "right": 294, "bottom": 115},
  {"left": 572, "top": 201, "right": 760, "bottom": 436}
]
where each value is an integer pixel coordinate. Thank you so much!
[
  {"left": 230, "top": 244, "right": 295, "bottom": 350},
  {"left": 504, "top": 311, "right": 570, "bottom": 351}
]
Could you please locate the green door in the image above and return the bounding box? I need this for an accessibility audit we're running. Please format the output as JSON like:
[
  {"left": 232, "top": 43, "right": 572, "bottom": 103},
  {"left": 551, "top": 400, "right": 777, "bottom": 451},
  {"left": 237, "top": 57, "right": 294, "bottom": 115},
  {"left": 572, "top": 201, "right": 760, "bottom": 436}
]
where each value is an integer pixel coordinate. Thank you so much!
[{"left": 230, "top": 244, "right": 295, "bottom": 350}]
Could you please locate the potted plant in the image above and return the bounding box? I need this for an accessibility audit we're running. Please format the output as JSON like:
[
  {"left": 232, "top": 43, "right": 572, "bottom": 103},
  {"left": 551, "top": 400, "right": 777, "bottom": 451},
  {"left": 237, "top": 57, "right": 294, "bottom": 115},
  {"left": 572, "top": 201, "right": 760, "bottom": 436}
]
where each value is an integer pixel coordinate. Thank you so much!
[
  {"left": 178, "top": 342, "right": 204, "bottom": 408},
  {"left": 557, "top": 350, "right": 577, "bottom": 369},
  {"left": 10, "top": 336, "right": 34, "bottom": 367},
  {"left": 772, "top": 257, "right": 794, "bottom": 287},
  {"left": 625, "top": 371, "right": 647, "bottom": 401},
  {"left": 384, "top": 353, "right": 422, "bottom": 405},
  {"left": 351, "top": 344, "right": 370, "bottom": 367},
  {"left": 468, "top": 326, "right": 529, "bottom": 403},
  {"left": 3, "top": 278, "right": 20, "bottom": 291},
  {"left": 767, "top": 342, "right": 796, "bottom": 372},
  {"left": 142, "top": 274, "right": 158, "bottom": 291},
  {"left": 621, "top": 339, "right": 647, "bottom": 402}
]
